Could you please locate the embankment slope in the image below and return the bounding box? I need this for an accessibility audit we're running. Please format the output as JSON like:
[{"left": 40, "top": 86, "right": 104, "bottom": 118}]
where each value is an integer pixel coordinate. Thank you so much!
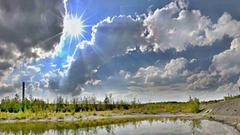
[{"left": 202, "top": 98, "right": 240, "bottom": 131}]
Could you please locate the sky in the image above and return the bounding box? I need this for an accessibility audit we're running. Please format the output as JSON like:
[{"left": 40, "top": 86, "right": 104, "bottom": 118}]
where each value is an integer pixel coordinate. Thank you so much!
[{"left": 0, "top": 0, "right": 240, "bottom": 102}]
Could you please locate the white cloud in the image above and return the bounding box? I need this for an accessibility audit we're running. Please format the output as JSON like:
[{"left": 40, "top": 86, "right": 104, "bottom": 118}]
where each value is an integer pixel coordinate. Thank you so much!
[
  {"left": 216, "top": 83, "right": 239, "bottom": 93},
  {"left": 85, "top": 79, "right": 102, "bottom": 86},
  {"left": 186, "top": 37, "right": 240, "bottom": 91},
  {"left": 133, "top": 57, "right": 189, "bottom": 86},
  {"left": 187, "top": 71, "right": 219, "bottom": 90},
  {"left": 143, "top": 0, "right": 212, "bottom": 51},
  {"left": 84, "top": 58, "right": 189, "bottom": 91},
  {"left": 27, "top": 66, "right": 41, "bottom": 72},
  {"left": 206, "top": 12, "right": 240, "bottom": 43},
  {"left": 211, "top": 38, "right": 240, "bottom": 79},
  {"left": 162, "top": 57, "right": 189, "bottom": 79},
  {"left": 143, "top": 1, "right": 240, "bottom": 52},
  {"left": 135, "top": 66, "right": 162, "bottom": 85}
]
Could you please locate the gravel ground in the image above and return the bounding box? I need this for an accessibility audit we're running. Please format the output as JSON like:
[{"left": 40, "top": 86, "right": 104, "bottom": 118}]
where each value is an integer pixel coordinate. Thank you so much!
[{"left": 202, "top": 98, "right": 240, "bottom": 131}]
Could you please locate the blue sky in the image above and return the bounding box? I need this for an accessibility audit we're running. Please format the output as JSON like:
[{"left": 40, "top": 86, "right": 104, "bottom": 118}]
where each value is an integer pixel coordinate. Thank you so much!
[{"left": 1, "top": 0, "right": 240, "bottom": 102}]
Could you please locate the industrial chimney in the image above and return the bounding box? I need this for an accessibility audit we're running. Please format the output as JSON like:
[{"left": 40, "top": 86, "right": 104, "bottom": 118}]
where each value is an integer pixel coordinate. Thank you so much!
[
  {"left": 22, "top": 82, "right": 25, "bottom": 112},
  {"left": 22, "top": 82, "right": 25, "bottom": 102}
]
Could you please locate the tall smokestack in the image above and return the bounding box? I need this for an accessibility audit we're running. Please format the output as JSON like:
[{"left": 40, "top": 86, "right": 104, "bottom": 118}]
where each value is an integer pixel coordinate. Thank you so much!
[{"left": 22, "top": 82, "right": 25, "bottom": 102}]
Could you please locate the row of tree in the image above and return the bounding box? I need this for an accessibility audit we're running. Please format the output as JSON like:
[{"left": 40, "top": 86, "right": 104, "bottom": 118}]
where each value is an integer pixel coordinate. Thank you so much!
[
  {"left": 0, "top": 94, "right": 137, "bottom": 113},
  {"left": 0, "top": 94, "right": 200, "bottom": 113}
]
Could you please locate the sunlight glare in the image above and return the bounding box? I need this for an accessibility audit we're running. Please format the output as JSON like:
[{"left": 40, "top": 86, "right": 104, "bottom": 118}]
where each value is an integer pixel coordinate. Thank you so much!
[{"left": 63, "top": 15, "right": 85, "bottom": 38}]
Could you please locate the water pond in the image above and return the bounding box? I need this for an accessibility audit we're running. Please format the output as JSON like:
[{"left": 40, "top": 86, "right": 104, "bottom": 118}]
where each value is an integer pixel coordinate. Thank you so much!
[{"left": 0, "top": 118, "right": 238, "bottom": 135}]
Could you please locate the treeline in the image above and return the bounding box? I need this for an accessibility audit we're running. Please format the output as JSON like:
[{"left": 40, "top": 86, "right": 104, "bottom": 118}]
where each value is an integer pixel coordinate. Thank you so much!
[
  {"left": 0, "top": 94, "right": 200, "bottom": 113},
  {"left": 0, "top": 94, "right": 134, "bottom": 113}
]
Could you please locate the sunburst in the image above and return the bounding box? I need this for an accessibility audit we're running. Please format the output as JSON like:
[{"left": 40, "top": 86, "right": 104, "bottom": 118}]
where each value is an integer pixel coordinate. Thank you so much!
[{"left": 63, "top": 14, "right": 88, "bottom": 40}]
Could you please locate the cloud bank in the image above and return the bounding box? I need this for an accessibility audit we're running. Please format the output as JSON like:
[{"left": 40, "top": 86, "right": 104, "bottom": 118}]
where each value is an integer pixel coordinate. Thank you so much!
[
  {"left": 66, "top": 0, "right": 240, "bottom": 96},
  {"left": 1, "top": 0, "right": 240, "bottom": 101}
]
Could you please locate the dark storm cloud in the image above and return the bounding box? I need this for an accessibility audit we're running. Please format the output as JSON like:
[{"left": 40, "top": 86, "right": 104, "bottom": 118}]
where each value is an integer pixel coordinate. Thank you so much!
[
  {"left": 0, "top": 61, "right": 12, "bottom": 71},
  {"left": 0, "top": 0, "right": 65, "bottom": 82},
  {"left": 61, "top": 46, "right": 101, "bottom": 95},
  {"left": 0, "top": 42, "right": 20, "bottom": 79},
  {"left": 0, "top": 84, "right": 15, "bottom": 96},
  {"left": 0, "top": 0, "right": 64, "bottom": 57}
]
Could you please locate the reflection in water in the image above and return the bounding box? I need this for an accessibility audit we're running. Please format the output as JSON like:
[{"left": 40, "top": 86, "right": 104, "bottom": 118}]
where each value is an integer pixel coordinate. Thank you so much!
[{"left": 0, "top": 119, "right": 239, "bottom": 135}]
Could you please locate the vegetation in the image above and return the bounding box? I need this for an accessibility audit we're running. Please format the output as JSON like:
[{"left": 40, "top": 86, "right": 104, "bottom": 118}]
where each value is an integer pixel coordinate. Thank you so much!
[
  {"left": 0, "top": 94, "right": 201, "bottom": 120},
  {"left": 224, "top": 94, "right": 240, "bottom": 101}
]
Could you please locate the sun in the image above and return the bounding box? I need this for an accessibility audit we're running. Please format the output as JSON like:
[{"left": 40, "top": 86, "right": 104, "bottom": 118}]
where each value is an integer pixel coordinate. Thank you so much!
[{"left": 63, "top": 15, "right": 86, "bottom": 39}]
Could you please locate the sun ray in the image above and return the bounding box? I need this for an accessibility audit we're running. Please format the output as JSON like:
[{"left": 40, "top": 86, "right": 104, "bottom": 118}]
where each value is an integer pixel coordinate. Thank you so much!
[{"left": 36, "top": 32, "right": 63, "bottom": 46}]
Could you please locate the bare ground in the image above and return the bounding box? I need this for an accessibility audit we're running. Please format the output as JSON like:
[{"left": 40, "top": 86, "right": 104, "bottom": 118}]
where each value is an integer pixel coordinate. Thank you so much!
[{"left": 201, "top": 98, "right": 240, "bottom": 131}]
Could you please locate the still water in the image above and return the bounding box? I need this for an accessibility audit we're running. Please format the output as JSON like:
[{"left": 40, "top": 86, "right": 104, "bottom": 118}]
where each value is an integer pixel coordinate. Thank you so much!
[{"left": 0, "top": 119, "right": 239, "bottom": 135}]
